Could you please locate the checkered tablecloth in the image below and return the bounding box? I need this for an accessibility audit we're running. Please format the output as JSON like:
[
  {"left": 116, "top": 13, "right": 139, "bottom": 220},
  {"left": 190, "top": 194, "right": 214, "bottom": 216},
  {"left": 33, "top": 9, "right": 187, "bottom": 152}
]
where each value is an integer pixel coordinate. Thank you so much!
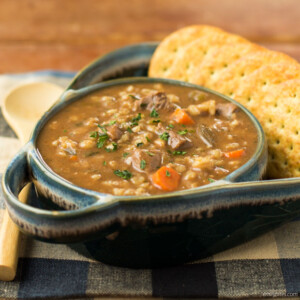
[{"left": 0, "top": 71, "right": 299, "bottom": 299}]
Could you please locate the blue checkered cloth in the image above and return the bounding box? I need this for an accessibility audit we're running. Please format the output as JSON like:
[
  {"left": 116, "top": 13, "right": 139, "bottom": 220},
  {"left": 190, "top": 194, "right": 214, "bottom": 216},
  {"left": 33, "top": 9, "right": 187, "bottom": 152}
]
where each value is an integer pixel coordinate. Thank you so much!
[{"left": 0, "top": 71, "right": 299, "bottom": 299}]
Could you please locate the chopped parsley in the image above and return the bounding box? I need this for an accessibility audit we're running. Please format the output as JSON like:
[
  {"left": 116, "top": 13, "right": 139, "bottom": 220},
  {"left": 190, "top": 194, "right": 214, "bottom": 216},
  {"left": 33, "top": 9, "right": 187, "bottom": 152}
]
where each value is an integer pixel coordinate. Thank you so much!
[
  {"left": 131, "top": 113, "right": 142, "bottom": 126},
  {"left": 63, "top": 129, "right": 68, "bottom": 133},
  {"left": 150, "top": 109, "right": 159, "bottom": 118},
  {"left": 96, "top": 133, "right": 109, "bottom": 148},
  {"left": 90, "top": 131, "right": 98, "bottom": 138},
  {"left": 108, "top": 120, "right": 117, "bottom": 125},
  {"left": 147, "top": 151, "right": 154, "bottom": 156},
  {"left": 123, "top": 152, "right": 130, "bottom": 158},
  {"left": 140, "top": 103, "right": 147, "bottom": 109},
  {"left": 136, "top": 142, "right": 144, "bottom": 147},
  {"left": 129, "top": 94, "right": 139, "bottom": 100},
  {"left": 97, "top": 124, "right": 107, "bottom": 133},
  {"left": 166, "top": 124, "right": 174, "bottom": 130},
  {"left": 127, "top": 127, "right": 133, "bottom": 133},
  {"left": 172, "top": 151, "right": 187, "bottom": 156},
  {"left": 152, "top": 119, "right": 161, "bottom": 124},
  {"left": 177, "top": 129, "right": 188, "bottom": 135},
  {"left": 208, "top": 178, "right": 216, "bottom": 183},
  {"left": 166, "top": 170, "right": 171, "bottom": 177},
  {"left": 160, "top": 132, "right": 169, "bottom": 141},
  {"left": 103, "top": 161, "right": 107, "bottom": 166},
  {"left": 146, "top": 136, "right": 151, "bottom": 143},
  {"left": 105, "top": 142, "right": 118, "bottom": 152},
  {"left": 140, "top": 159, "right": 146, "bottom": 170},
  {"left": 114, "top": 169, "right": 132, "bottom": 180}
]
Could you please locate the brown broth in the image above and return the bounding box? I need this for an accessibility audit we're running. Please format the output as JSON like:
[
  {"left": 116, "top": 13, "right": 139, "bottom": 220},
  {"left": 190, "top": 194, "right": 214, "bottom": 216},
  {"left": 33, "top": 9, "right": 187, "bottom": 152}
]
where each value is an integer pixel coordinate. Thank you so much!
[{"left": 37, "top": 83, "right": 258, "bottom": 196}]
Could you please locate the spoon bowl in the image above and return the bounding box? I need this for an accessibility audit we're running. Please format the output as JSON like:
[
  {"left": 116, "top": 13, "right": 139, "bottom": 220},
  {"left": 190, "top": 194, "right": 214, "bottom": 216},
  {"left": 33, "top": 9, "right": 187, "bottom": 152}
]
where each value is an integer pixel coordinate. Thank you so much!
[{"left": 3, "top": 82, "right": 64, "bottom": 143}]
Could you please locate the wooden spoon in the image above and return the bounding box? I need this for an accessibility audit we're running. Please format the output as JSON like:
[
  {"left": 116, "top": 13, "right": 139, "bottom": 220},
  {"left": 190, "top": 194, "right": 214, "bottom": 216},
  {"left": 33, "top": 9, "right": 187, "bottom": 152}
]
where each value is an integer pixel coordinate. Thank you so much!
[{"left": 0, "top": 82, "right": 63, "bottom": 281}]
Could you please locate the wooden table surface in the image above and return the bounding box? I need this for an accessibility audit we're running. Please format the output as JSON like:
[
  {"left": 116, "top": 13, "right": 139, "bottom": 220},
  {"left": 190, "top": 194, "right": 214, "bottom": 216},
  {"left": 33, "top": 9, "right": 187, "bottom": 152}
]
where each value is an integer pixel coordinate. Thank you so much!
[{"left": 0, "top": 0, "right": 299, "bottom": 73}]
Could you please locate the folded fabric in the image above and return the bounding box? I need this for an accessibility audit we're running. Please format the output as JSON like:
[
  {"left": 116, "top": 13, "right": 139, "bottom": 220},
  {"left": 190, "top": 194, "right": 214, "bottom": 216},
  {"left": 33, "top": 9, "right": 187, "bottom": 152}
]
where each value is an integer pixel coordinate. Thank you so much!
[{"left": 0, "top": 71, "right": 299, "bottom": 299}]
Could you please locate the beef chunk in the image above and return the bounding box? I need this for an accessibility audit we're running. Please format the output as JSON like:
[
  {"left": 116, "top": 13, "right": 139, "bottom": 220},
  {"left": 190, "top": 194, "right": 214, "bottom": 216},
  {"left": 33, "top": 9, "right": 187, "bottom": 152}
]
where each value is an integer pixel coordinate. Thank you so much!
[
  {"left": 197, "top": 124, "right": 215, "bottom": 148},
  {"left": 131, "top": 149, "right": 162, "bottom": 173},
  {"left": 134, "top": 92, "right": 174, "bottom": 111},
  {"left": 216, "top": 103, "right": 238, "bottom": 118},
  {"left": 107, "top": 124, "right": 123, "bottom": 141},
  {"left": 168, "top": 131, "right": 193, "bottom": 150}
]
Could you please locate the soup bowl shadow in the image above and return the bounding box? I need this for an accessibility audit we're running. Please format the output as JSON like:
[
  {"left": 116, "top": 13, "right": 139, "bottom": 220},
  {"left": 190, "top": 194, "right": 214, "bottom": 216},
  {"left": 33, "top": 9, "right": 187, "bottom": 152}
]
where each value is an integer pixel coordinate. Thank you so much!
[{"left": 2, "top": 43, "right": 300, "bottom": 268}]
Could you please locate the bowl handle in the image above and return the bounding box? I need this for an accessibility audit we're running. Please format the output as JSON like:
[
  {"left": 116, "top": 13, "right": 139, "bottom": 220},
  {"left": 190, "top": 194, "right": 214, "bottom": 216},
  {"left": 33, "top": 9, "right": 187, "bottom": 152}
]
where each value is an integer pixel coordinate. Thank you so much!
[{"left": 2, "top": 146, "right": 31, "bottom": 200}]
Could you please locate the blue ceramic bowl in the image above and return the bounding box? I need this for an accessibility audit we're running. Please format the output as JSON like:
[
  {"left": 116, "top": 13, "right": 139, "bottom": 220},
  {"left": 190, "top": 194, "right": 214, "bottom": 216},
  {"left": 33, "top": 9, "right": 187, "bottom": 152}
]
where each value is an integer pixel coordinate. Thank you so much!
[{"left": 2, "top": 43, "right": 300, "bottom": 268}]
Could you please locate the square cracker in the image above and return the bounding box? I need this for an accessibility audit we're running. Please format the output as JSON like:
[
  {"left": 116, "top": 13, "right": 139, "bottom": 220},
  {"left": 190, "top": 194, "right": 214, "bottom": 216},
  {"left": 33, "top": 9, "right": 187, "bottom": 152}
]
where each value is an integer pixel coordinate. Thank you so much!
[{"left": 148, "top": 25, "right": 225, "bottom": 78}]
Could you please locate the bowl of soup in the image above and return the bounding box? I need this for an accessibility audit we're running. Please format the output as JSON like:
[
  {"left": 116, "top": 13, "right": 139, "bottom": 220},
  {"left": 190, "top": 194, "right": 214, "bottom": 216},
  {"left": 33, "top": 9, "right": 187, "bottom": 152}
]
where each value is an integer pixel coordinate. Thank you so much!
[{"left": 2, "top": 44, "right": 300, "bottom": 268}]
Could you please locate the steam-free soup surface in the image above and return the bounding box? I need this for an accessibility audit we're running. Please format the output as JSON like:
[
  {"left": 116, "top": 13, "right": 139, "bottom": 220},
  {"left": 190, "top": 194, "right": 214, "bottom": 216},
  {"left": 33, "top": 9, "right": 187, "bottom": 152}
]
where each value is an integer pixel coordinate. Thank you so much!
[{"left": 37, "top": 83, "right": 258, "bottom": 196}]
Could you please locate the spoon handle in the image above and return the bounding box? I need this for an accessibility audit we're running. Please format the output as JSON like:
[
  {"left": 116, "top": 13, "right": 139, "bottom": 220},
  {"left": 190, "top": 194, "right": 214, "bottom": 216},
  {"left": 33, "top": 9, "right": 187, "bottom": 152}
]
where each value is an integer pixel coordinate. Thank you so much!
[{"left": 0, "top": 184, "right": 30, "bottom": 281}]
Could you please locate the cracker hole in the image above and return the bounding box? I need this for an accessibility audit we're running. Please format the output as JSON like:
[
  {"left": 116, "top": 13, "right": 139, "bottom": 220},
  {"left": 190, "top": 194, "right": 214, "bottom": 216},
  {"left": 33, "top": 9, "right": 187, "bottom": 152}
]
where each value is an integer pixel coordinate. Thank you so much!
[
  {"left": 293, "top": 93, "right": 297, "bottom": 98},
  {"left": 274, "top": 103, "right": 278, "bottom": 107},
  {"left": 269, "top": 118, "right": 272, "bottom": 123},
  {"left": 229, "top": 92, "right": 233, "bottom": 96},
  {"left": 276, "top": 139, "right": 280, "bottom": 144},
  {"left": 284, "top": 160, "right": 288, "bottom": 166},
  {"left": 223, "top": 63, "right": 228, "bottom": 68},
  {"left": 290, "top": 145, "right": 293, "bottom": 150},
  {"left": 295, "top": 130, "right": 299, "bottom": 135},
  {"left": 173, "top": 47, "right": 178, "bottom": 53},
  {"left": 263, "top": 81, "right": 267, "bottom": 85},
  {"left": 271, "top": 153, "right": 275, "bottom": 160},
  {"left": 281, "top": 124, "right": 285, "bottom": 129},
  {"left": 287, "top": 108, "right": 291, "bottom": 113},
  {"left": 210, "top": 71, "right": 215, "bottom": 75},
  {"left": 240, "top": 73, "right": 245, "bottom": 77},
  {"left": 186, "top": 63, "right": 190, "bottom": 70},
  {"left": 203, "top": 50, "right": 207, "bottom": 55},
  {"left": 162, "top": 66, "right": 168, "bottom": 72},
  {"left": 247, "top": 97, "right": 251, "bottom": 102}
]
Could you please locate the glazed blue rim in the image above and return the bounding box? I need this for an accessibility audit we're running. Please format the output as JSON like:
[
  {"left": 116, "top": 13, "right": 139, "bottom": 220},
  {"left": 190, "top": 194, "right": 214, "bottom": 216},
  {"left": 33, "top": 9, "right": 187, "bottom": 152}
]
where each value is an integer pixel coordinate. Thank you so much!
[{"left": 5, "top": 77, "right": 266, "bottom": 217}]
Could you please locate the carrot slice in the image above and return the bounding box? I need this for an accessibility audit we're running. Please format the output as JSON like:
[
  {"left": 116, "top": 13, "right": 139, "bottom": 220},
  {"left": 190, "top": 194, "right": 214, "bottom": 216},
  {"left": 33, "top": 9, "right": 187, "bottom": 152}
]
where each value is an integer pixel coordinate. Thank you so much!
[
  {"left": 69, "top": 155, "right": 78, "bottom": 161},
  {"left": 152, "top": 166, "right": 181, "bottom": 191},
  {"left": 171, "top": 108, "right": 195, "bottom": 125},
  {"left": 224, "top": 149, "right": 245, "bottom": 158}
]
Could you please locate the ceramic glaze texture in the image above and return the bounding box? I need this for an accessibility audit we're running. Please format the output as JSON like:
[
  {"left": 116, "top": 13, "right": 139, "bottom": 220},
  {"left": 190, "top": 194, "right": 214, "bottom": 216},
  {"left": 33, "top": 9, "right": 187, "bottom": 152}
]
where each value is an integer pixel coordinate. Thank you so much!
[{"left": 2, "top": 43, "right": 300, "bottom": 268}]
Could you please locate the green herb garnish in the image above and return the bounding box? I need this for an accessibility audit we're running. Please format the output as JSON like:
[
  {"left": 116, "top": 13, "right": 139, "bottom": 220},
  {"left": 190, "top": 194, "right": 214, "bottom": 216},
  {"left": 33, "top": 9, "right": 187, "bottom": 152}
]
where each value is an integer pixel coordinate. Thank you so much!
[
  {"left": 131, "top": 113, "right": 142, "bottom": 126},
  {"left": 166, "top": 124, "right": 174, "bottom": 130},
  {"left": 63, "top": 129, "right": 68, "bottom": 133},
  {"left": 97, "top": 124, "right": 107, "bottom": 133},
  {"left": 136, "top": 142, "right": 144, "bottom": 147},
  {"left": 96, "top": 133, "right": 109, "bottom": 148},
  {"left": 166, "top": 170, "right": 171, "bottom": 177},
  {"left": 177, "top": 129, "right": 188, "bottom": 135},
  {"left": 103, "top": 161, "right": 107, "bottom": 166},
  {"left": 114, "top": 169, "right": 132, "bottom": 180},
  {"left": 108, "top": 120, "right": 117, "bottom": 125},
  {"left": 129, "top": 94, "right": 139, "bottom": 100},
  {"left": 105, "top": 142, "right": 118, "bottom": 152},
  {"left": 123, "top": 152, "right": 130, "bottom": 158},
  {"left": 140, "top": 159, "right": 146, "bottom": 170},
  {"left": 208, "top": 178, "right": 216, "bottom": 183},
  {"left": 146, "top": 136, "right": 151, "bottom": 143},
  {"left": 152, "top": 119, "right": 161, "bottom": 124},
  {"left": 90, "top": 131, "right": 98, "bottom": 138},
  {"left": 127, "top": 127, "right": 133, "bottom": 133},
  {"left": 150, "top": 109, "right": 159, "bottom": 118},
  {"left": 147, "top": 151, "right": 154, "bottom": 156},
  {"left": 160, "top": 132, "right": 169, "bottom": 141},
  {"left": 172, "top": 151, "right": 187, "bottom": 155}
]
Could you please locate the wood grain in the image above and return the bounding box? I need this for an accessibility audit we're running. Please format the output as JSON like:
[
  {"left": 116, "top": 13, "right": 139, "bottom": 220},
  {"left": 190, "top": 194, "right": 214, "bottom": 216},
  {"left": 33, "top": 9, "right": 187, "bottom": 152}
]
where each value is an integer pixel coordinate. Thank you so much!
[{"left": 0, "top": 0, "right": 299, "bottom": 72}]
